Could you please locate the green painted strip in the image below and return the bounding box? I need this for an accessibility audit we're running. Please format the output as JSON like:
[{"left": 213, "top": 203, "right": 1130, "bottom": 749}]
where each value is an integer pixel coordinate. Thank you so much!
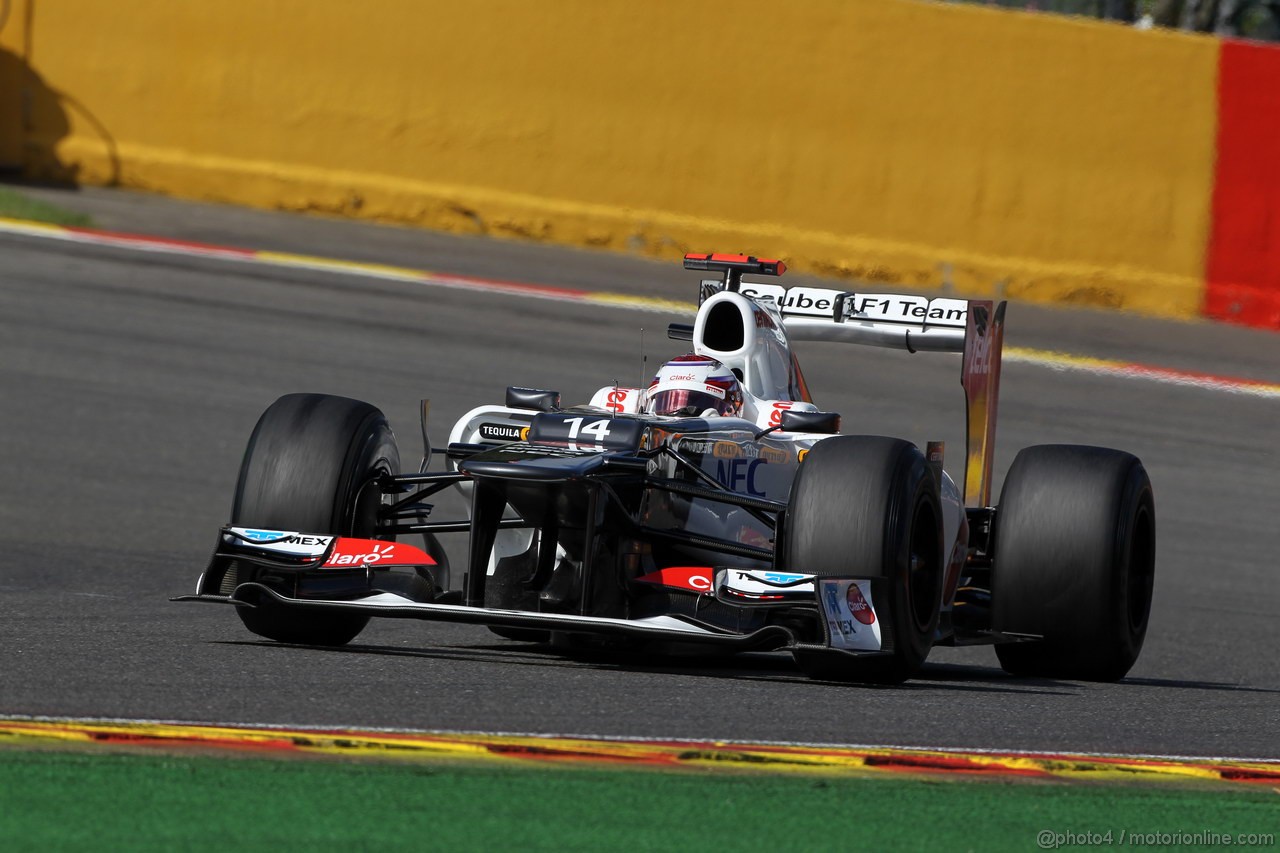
[{"left": 0, "top": 748, "right": 1275, "bottom": 852}]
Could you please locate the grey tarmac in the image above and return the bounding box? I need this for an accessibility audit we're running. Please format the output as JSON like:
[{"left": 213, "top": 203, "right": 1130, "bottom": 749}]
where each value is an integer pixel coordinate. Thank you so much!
[{"left": 1, "top": 184, "right": 1277, "bottom": 758}]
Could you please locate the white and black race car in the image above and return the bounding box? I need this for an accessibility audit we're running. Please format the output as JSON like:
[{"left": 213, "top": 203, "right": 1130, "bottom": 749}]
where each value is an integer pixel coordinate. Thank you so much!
[{"left": 177, "top": 254, "right": 1156, "bottom": 683}]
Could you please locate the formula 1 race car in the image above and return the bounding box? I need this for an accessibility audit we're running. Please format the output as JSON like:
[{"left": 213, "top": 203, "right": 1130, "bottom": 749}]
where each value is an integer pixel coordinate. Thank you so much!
[{"left": 177, "top": 253, "right": 1156, "bottom": 683}]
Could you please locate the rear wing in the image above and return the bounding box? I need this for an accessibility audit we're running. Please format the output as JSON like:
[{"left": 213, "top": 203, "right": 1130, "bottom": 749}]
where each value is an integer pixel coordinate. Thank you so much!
[
  {"left": 685, "top": 257, "right": 1004, "bottom": 507},
  {"left": 747, "top": 280, "right": 1003, "bottom": 504},
  {"left": 755, "top": 283, "right": 1004, "bottom": 507}
]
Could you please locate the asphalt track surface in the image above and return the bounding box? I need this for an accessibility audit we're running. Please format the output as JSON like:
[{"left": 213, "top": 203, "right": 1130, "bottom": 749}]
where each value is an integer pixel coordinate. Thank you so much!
[{"left": 2, "top": 186, "right": 1278, "bottom": 759}]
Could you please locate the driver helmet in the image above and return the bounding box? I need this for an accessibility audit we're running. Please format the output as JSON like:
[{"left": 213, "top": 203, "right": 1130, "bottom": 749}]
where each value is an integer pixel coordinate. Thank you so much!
[{"left": 643, "top": 354, "right": 743, "bottom": 417}]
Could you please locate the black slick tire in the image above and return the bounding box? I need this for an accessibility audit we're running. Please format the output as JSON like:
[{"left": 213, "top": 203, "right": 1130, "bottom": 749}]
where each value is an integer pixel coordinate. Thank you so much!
[
  {"left": 991, "top": 444, "right": 1156, "bottom": 681},
  {"left": 785, "top": 436, "right": 943, "bottom": 684},
  {"left": 231, "top": 393, "right": 400, "bottom": 645}
]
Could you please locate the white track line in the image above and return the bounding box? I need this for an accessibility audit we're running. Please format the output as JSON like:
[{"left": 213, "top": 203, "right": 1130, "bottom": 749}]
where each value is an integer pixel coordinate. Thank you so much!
[{"left": 3, "top": 217, "right": 1277, "bottom": 398}]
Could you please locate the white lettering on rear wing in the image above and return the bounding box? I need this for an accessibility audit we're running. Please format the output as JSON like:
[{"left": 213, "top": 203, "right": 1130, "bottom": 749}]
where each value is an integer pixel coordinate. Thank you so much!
[{"left": 739, "top": 283, "right": 967, "bottom": 352}]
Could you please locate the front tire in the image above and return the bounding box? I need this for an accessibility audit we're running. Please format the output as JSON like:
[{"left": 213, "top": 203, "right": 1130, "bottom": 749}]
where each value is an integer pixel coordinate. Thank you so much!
[
  {"left": 231, "top": 393, "right": 400, "bottom": 645},
  {"left": 991, "top": 444, "right": 1155, "bottom": 681},
  {"left": 785, "top": 436, "right": 943, "bottom": 684}
]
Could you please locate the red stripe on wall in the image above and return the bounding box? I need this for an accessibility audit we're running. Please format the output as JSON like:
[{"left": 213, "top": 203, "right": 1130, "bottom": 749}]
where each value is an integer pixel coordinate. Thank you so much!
[{"left": 1206, "top": 40, "right": 1280, "bottom": 330}]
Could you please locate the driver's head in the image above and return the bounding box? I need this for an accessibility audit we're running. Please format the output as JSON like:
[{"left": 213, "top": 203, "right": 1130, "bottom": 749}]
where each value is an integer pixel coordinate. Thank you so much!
[{"left": 643, "top": 354, "right": 743, "bottom": 417}]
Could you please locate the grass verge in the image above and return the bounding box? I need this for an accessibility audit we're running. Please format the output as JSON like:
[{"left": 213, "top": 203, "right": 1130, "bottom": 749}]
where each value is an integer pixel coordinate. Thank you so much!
[
  {"left": 0, "top": 185, "right": 92, "bottom": 227},
  {"left": 0, "top": 748, "right": 1275, "bottom": 851}
]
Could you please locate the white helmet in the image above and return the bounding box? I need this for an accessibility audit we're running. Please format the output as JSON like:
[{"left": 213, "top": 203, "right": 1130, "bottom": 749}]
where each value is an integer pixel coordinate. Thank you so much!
[{"left": 643, "top": 354, "right": 743, "bottom": 417}]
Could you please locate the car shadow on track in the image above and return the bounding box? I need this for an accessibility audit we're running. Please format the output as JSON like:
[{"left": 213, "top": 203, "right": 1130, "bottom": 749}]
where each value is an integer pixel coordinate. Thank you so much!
[
  {"left": 1113, "top": 676, "right": 1280, "bottom": 694},
  {"left": 215, "top": 639, "right": 1081, "bottom": 695},
  {"left": 899, "top": 662, "right": 1280, "bottom": 694}
]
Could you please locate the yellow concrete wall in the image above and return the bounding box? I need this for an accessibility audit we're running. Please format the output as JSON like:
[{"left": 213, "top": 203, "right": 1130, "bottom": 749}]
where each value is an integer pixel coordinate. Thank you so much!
[
  {"left": 0, "top": 0, "right": 27, "bottom": 167},
  {"left": 3, "top": 0, "right": 1220, "bottom": 317}
]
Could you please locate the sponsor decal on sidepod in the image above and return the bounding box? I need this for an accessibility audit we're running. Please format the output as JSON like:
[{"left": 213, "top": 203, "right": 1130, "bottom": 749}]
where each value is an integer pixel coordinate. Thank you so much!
[
  {"left": 605, "top": 388, "right": 631, "bottom": 412},
  {"left": 479, "top": 422, "right": 528, "bottom": 442}
]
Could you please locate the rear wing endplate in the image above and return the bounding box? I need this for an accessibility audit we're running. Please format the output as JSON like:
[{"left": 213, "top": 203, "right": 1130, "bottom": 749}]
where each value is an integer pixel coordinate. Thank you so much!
[{"left": 959, "top": 301, "right": 1006, "bottom": 507}]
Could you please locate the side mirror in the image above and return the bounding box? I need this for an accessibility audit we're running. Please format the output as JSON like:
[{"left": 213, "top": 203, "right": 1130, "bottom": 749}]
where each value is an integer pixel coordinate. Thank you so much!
[
  {"left": 667, "top": 323, "right": 694, "bottom": 341},
  {"left": 780, "top": 409, "right": 840, "bottom": 434},
  {"left": 506, "top": 387, "right": 560, "bottom": 412}
]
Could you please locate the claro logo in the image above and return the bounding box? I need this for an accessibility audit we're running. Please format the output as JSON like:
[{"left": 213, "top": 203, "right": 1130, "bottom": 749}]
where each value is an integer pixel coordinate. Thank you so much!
[
  {"left": 324, "top": 543, "right": 395, "bottom": 567},
  {"left": 846, "top": 582, "right": 876, "bottom": 625},
  {"left": 320, "top": 539, "right": 435, "bottom": 569}
]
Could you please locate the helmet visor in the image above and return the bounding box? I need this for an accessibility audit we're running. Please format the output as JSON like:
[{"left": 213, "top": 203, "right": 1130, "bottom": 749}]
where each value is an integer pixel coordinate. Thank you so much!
[{"left": 647, "top": 389, "right": 733, "bottom": 417}]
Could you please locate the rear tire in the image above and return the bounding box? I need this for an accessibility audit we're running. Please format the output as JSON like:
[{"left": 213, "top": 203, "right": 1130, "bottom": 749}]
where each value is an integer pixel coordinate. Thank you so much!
[
  {"left": 231, "top": 393, "right": 400, "bottom": 645},
  {"left": 991, "top": 444, "right": 1155, "bottom": 681},
  {"left": 785, "top": 436, "right": 943, "bottom": 684}
]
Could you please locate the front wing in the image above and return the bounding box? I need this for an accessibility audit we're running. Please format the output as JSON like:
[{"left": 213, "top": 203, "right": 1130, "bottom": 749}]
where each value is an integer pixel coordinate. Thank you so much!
[
  {"left": 179, "top": 577, "right": 896, "bottom": 659},
  {"left": 175, "top": 526, "right": 896, "bottom": 658}
]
